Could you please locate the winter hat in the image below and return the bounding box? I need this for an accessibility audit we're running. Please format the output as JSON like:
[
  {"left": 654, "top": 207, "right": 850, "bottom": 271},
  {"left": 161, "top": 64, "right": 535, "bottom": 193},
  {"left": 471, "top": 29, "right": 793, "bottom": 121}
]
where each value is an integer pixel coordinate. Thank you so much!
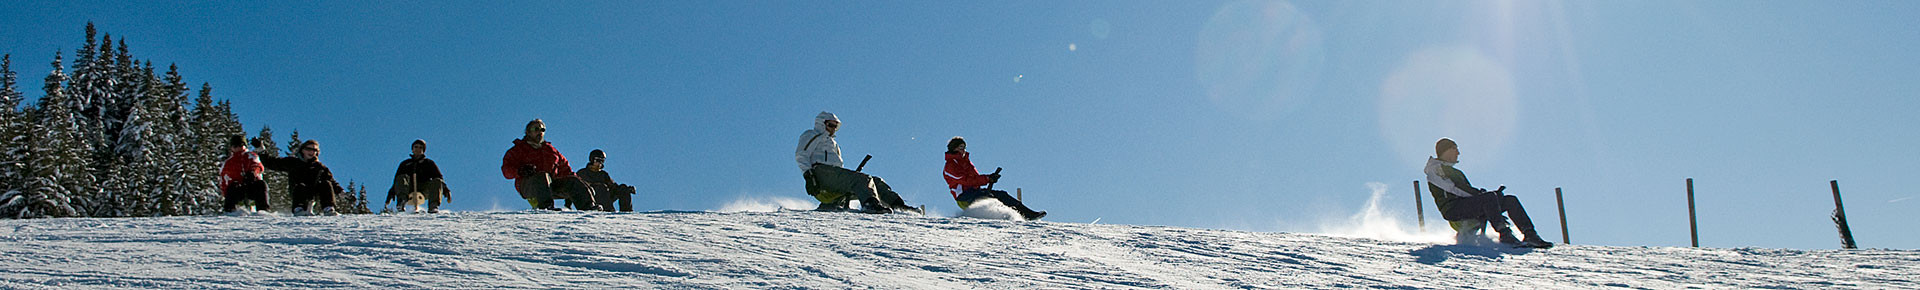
[
  {"left": 1435, "top": 138, "right": 1457, "bottom": 156},
  {"left": 816, "top": 111, "right": 838, "bottom": 125},
  {"left": 228, "top": 135, "right": 246, "bottom": 148},
  {"left": 947, "top": 136, "right": 966, "bottom": 152},
  {"left": 589, "top": 149, "right": 606, "bottom": 161},
  {"left": 412, "top": 139, "right": 426, "bottom": 150}
]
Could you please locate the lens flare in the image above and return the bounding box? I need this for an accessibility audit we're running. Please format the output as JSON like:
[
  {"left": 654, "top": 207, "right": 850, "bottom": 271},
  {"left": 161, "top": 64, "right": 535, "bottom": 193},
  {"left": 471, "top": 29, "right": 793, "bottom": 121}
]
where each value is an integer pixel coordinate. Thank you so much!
[
  {"left": 1377, "top": 46, "right": 1518, "bottom": 164},
  {"left": 1194, "top": 0, "right": 1326, "bottom": 121}
]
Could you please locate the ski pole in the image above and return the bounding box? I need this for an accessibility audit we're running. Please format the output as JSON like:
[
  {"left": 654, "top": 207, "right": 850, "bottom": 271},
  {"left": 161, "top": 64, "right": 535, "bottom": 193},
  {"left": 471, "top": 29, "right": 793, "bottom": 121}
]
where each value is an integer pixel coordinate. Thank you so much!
[
  {"left": 986, "top": 167, "right": 1003, "bottom": 190},
  {"left": 855, "top": 155, "right": 873, "bottom": 172}
]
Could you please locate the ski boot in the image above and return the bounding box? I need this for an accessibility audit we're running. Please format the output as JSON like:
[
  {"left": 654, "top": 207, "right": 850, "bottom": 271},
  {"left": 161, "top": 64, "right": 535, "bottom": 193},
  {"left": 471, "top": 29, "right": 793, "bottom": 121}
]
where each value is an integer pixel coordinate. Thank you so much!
[
  {"left": 856, "top": 198, "right": 892, "bottom": 214},
  {"left": 1517, "top": 236, "right": 1555, "bottom": 249},
  {"left": 1021, "top": 210, "right": 1048, "bottom": 221}
]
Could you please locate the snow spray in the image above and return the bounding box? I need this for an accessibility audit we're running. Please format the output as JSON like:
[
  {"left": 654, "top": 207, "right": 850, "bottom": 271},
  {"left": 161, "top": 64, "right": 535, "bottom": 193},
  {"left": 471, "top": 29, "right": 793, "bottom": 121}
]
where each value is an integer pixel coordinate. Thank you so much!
[{"left": 1315, "top": 182, "right": 1452, "bottom": 243}]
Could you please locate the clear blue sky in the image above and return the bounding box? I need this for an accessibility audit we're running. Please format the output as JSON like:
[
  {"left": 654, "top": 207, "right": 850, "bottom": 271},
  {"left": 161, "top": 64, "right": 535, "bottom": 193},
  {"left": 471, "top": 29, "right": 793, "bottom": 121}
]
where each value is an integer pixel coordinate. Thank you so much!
[{"left": 3, "top": 1, "right": 1916, "bottom": 250}]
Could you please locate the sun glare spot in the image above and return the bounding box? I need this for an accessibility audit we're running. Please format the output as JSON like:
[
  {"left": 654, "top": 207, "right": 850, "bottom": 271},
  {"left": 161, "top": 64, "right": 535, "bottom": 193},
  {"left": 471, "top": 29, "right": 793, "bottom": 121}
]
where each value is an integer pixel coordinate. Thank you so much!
[
  {"left": 1194, "top": 0, "right": 1325, "bottom": 122},
  {"left": 1377, "top": 46, "right": 1519, "bottom": 164}
]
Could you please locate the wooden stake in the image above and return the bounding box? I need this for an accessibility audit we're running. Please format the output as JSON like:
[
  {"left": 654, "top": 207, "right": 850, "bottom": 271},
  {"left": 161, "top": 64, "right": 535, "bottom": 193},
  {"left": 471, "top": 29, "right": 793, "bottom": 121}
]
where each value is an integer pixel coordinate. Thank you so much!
[
  {"left": 1688, "top": 178, "right": 1698, "bottom": 248},
  {"left": 1556, "top": 187, "right": 1569, "bottom": 245},
  {"left": 1832, "top": 180, "right": 1857, "bottom": 249},
  {"left": 1414, "top": 180, "right": 1425, "bottom": 232}
]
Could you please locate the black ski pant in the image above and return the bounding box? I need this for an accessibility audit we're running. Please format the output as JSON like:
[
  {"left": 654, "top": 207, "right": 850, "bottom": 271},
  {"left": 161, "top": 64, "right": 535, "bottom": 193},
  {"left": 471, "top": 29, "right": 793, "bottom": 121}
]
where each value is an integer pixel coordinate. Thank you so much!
[
  {"left": 392, "top": 177, "right": 449, "bottom": 211},
  {"left": 1442, "top": 192, "right": 1538, "bottom": 239},
  {"left": 223, "top": 179, "right": 270, "bottom": 212},
  {"left": 518, "top": 174, "right": 596, "bottom": 211},
  {"left": 595, "top": 185, "right": 634, "bottom": 212},
  {"left": 805, "top": 164, "right": 907, "bottom": 211},
  {"left": 290, "top": 183, "right": 337, "bottom": 211},
  {"left": 955, "top": 188, "right": 1036, "bottom": 214}
]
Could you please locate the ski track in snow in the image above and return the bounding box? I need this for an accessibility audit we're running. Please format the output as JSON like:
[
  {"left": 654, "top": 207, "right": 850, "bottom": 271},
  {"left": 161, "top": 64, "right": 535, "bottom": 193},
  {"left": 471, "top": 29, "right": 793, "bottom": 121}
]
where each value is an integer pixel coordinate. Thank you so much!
[{"left": 0, "top": 211, "right": 1915, "bottom": 289}]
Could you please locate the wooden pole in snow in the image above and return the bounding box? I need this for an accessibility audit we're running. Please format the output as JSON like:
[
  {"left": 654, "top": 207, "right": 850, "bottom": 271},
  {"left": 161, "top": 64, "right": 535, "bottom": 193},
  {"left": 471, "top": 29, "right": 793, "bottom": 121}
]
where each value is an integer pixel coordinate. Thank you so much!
[
  {"left": 1687, "top": 178, "right": 1699, "bottom": 248},
  {"left": 1831, "top": 180, "right": 1857, "bottom": 249},
  {"left": 1556, "top": 187, "right": 1569, "bottom": 245},
  {"left": 1415, "top": 180, "right": 1425, "bottom": 232},
  {"left": 1017, "top": 188, "right": 1022, "bottom": 202}
]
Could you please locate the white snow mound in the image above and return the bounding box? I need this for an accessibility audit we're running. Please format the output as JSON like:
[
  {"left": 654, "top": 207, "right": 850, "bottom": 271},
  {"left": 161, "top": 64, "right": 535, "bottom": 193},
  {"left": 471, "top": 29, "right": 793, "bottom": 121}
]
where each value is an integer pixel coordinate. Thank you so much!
[
  {"left": 956, "top": 199, "right": 1023, "bottom": 220},
  {"left": 0, "top": 211, "right": 1915, "bottom": 289}
]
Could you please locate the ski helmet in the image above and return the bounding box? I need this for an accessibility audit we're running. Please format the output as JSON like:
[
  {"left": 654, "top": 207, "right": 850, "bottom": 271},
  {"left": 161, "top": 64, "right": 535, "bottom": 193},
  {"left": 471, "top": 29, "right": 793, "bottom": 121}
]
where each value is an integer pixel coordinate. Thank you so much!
[{"left": 589, "top": 149, "right": 606, "bottom": 161}]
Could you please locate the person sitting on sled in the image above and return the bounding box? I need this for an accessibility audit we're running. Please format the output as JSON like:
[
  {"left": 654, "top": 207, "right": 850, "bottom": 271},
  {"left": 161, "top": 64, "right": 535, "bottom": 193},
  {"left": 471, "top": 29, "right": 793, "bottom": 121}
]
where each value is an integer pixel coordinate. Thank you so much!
[
  {"left": 943, "top": 137, "right": 1045, "bottom": 220},
  {"left": 1425, "top": 138, "right": 1551, "bottom": 248}
]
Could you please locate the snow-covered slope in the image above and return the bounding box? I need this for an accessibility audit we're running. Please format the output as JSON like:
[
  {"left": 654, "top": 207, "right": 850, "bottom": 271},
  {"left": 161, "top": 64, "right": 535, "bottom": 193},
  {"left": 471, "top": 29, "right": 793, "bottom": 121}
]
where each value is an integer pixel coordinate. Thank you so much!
[{"left": 0, "top": 211, "right": 1913, "bottom": 289}]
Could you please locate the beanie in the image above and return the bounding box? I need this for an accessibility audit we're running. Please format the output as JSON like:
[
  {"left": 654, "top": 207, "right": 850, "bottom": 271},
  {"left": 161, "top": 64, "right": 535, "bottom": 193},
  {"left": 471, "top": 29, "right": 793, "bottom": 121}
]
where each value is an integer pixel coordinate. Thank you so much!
[{"left": 947, "top": 136, "right": 966, "bottom": 152}]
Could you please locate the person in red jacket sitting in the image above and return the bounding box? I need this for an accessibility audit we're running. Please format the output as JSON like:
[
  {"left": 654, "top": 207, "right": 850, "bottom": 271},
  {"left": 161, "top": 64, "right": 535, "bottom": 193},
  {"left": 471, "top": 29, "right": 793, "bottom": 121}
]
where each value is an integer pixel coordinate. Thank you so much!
[
  {"left": 502, "top": 119, "right": 597, "bottom": 211},
  {"left": 219, "top": 135, "right": 270, "bottom": 213},
  {"left": 944, "top": 137, "right": 1045, "bottom": 220}
]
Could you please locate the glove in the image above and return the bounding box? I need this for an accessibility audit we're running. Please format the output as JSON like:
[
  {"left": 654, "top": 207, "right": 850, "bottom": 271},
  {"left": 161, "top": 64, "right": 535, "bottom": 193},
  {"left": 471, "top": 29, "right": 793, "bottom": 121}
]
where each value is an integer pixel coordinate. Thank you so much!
[
  {"left": 517, "top": 164, "right": 538, "bottom": 177},
  {"left": 987, "top": 173, "right": 1002, "bottom": 183}
]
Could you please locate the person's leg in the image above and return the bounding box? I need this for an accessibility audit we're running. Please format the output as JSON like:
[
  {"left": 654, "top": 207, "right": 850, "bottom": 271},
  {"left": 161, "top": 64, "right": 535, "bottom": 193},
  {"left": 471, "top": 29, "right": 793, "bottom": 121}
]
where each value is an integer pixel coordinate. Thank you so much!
[
  {"left": 316, "top": 187, "right": 337, "bottom": 211},
  {"left": 519, "top": 174, "right": 555, "bottom": 210},
  {"left": 985, "top": 190, "right": 1036, "bottom": 214},
  {"left": 422, "top": 179, "right": 444, "bottom": 212},
  {"left": 616, "top": 188, "right": 633, "bottom": 212},
  {"left": 554, "top": 177, "right": 596, "bottom": 211},
  {"left": 289, "top": 186, "right": 313, "bottom": 213},
  {"left": 223, "top": 187, "right": 241, "bottom": 212},
  {"left": 243, "top": 181, "right": 270, "bottom": 211},
  {"left": 1442, "top": 194, "right": 1516, "bottom": 240},
  {"left": 870, "top": 176, "right": 910, "bottom": 210},
  {"left": 1498, "top": 195, "right": 1542, "bottom": 241},
  {"left": 810, "top": 165, "right": 880, "bottom": 211}
]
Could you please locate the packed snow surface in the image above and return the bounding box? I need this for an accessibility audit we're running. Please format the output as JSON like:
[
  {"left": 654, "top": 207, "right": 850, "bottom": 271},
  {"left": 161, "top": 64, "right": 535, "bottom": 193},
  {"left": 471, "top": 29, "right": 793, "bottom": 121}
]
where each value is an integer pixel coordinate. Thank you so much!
[{"left": 1, "top": 211, "right": 1914, "bottom": 289}]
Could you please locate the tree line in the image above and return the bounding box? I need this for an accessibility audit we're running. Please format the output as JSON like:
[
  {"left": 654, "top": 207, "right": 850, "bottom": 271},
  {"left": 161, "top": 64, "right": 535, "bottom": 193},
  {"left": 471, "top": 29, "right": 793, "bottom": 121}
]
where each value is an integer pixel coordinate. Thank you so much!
[{"left": 0, "top": 23, "right": 373, "bottom": 218}]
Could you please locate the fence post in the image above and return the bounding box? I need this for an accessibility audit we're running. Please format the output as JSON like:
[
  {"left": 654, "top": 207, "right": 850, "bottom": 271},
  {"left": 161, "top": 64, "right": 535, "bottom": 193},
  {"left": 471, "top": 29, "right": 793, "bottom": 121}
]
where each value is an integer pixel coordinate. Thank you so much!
[
  {"left": 1831, "top": 180, "right": 1857, "bottom": 249},
  {"left": 1415, "top": 180, "right": 1425, "bottom": 232},
  {"left": 1687, "top": 178, "right": 1698, "bottom": 248},
  {"left": 1017, "top": 188, "right": 1022, "bottom": 202},
  {"left": 1556, "top": 187, "right": 1569, "bottom": 245}
]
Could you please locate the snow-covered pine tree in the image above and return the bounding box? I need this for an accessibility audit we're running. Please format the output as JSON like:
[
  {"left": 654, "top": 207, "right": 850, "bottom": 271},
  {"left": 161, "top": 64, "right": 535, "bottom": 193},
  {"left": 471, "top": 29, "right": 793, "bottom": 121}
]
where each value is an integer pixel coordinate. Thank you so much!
[
  {"left": 111, "top": 60, "right": 171, "bottom": 217},
  {"left": 186, "top": 83, "right": 222, "bottom": 214},
  {"left": 341, "top": 180, "right": 358, "bottom": 214},
  {"left": 154, "top": 64, "right": 194, "bottom": 216},
  {"left": 354, "top": 184, "right": 371, "bottom": 214},
  {"left": 86, "top": 37, "right": 151, "bottom": 217},
  {"left": 60, "top": 29, "right": 115, "bottom": 216},
  {"left": 0, "top": 54, "right": 26, "bottom": 215},
  {"left": 3, "top": 53, "right": 85, "bottom": 218}
]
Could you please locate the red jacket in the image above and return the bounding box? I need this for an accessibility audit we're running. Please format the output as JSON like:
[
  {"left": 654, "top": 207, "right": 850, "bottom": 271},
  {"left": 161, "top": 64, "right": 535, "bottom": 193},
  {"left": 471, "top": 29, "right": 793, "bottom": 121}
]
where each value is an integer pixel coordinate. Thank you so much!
[
  {"left": 502, "top": 139, "right": 574, "bottom": 192},
  {"left": 218, "top": 150, "right": 263, "bottom": 197},
  {"left": 943, "top": 152, "right": 991, "bottom": 200}
]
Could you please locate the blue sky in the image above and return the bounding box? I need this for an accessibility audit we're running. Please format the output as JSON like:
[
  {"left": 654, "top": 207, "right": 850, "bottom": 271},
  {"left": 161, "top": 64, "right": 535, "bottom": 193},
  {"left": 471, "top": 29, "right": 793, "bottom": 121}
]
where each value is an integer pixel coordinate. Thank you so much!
[{"left": 3, "top": 1, "right": 1916, "bottom": 250}]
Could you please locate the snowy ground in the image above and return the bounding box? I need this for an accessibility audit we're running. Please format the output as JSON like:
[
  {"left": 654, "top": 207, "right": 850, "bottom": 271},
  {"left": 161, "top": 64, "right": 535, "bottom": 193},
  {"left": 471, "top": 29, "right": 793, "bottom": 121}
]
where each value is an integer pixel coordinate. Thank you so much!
[{"left": 0, "top": 210, "right": 1914, "bottom": 289}]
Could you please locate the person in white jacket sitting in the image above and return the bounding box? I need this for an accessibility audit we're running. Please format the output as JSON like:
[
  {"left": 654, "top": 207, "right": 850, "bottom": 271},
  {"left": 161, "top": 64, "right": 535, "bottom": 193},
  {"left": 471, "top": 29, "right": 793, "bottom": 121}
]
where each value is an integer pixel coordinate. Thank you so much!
[{"left": 796, "top": 111, "right": 919, "bottom": 214}]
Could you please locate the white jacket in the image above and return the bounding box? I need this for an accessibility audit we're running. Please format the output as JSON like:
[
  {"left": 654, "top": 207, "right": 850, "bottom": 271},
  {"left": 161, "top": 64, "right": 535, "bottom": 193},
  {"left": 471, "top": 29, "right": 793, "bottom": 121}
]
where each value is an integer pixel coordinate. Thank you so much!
[
  {"left": 1424, "top": 157, "right": 1475, "bottom": 198},
  {"left": 794, "top": 112, "right": 843, "bottom": 171}
]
